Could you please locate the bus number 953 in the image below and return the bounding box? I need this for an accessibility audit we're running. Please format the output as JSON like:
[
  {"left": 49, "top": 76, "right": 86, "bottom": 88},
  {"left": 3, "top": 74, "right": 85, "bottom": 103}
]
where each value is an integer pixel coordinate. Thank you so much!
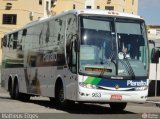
[{"left": 92, "top": 93, "right": 101, "bottom": 98}]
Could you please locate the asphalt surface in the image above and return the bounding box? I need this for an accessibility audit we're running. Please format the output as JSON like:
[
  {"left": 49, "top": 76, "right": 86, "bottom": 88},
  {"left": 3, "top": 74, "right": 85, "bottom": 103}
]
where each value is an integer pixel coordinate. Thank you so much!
[{"left": 0, "top": 87, "right": 160, "bottom": 119}]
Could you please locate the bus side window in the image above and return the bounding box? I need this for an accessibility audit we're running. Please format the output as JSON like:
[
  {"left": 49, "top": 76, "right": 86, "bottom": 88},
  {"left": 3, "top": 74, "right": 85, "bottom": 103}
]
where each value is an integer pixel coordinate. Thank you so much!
[
  {"left": 66, "top": 40, "right": 77, "bottom": 73},
  {"left": 13, "top": 32, "right": 18, "bottom": 49},
  {"left": 22, "top": 29, "right": 27, "bottom": 36}
]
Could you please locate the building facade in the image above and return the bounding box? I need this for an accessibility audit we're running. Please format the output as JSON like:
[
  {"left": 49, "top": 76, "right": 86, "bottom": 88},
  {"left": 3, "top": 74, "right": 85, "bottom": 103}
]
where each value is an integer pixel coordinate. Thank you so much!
[
  {"left": 0, "top": 0, "right": 54, "bottom": 39},
  {"left": 85, "top": 0, "right": 138, "bottom": 15},
  {"left": 52, "top": 0, "right": 85, "bottom": 14},
  {"left": 0, "top": 0, "right": 58, "bottom": 64},
  {"left": 147, "top": 25, "right": 160, "bottom": 40}
]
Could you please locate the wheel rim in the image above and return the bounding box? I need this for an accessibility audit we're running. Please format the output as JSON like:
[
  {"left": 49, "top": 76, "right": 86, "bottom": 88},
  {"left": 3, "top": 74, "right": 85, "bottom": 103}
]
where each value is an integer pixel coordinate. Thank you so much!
[{"left": 58, "top": 87, "right": 65, "bottom": 103}]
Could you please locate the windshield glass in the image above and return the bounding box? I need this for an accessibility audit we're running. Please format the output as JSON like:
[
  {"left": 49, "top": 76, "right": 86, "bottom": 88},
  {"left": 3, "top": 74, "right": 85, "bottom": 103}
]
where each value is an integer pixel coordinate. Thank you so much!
[
  {"left": 79, "top": 16, "right": 148, "bottom": 78},
  {"left": 116, "top": 19, "right": 148, "bottom": 77}
]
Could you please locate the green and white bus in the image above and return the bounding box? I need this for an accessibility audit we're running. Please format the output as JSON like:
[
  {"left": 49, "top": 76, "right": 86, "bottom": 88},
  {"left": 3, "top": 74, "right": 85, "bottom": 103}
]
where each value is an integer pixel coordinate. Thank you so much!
[{"left": 1, "top": 10, "right": 149, "bottom": 111}]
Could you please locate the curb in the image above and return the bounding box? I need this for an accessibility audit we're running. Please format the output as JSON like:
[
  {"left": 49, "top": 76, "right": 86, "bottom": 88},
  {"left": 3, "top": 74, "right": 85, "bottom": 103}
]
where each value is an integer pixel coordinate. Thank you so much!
[{"left": 147, "top": 100, "right": 160, "bottom": 108}]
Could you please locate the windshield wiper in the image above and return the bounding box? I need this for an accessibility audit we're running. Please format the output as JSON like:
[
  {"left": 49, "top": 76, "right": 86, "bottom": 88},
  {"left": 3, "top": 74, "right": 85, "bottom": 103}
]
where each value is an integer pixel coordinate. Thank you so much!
[
  {"left": 119, "top": 58, "right": 135, "bottom": 79},
  {"left": 99, "top": 51, "right": 116, "bottom": 77}
]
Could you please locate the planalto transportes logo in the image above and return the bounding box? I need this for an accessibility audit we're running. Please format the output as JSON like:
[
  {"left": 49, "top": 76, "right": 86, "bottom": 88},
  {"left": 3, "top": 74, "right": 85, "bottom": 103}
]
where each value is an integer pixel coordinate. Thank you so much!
[
  {"left": 127, "top": 80, "right": 147, "bottom": 87},
  {"left": 84, "top": 76, "right": 147, "bottom": 88}
]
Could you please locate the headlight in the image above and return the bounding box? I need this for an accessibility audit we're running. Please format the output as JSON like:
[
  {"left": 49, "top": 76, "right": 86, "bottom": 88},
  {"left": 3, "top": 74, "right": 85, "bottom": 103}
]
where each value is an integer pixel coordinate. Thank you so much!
[{"left": 79, "top": 82, "right": 98, "bottom": 89}]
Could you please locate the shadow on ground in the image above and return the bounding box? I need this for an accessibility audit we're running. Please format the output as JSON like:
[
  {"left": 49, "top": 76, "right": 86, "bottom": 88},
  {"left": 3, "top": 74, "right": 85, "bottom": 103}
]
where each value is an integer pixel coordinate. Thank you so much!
[
  {"left": 0, "top": 90, "right": 135, "bottom": 114},
  {"left": 28, "top": 99, "right": 135, "bottom": 114}
]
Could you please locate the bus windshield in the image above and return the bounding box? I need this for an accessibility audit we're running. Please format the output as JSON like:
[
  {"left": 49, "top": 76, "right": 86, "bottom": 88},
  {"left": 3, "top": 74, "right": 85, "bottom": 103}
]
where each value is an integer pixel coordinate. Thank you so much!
[{"left": 79, "top": 16, "right": 148, "bottom": 79}]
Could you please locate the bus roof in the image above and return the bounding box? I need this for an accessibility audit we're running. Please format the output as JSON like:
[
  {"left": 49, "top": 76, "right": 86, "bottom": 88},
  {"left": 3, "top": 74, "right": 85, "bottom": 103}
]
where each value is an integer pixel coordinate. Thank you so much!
[
  {"left": 4, "top": 9, "right": 143, "bottom": 36},
  {"left": 69, "top": 9, "right": 142, "bottom": 19}
]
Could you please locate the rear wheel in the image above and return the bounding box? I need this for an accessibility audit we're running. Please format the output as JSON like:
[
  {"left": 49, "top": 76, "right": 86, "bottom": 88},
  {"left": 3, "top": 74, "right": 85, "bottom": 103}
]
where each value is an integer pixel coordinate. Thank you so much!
[
  {"left": 14, "top": 81, "right": 30, "bottom": 101},
  {"left": 109, "top": 102, "right": 127, "bottom": 111},
  {"left": 49, "top": 97, "right": 57, "bottom": 106},
  {"left": 49, "top": 97, "right": 56, "bottom": 102},
  {"left": 14, "top": 81, "right": 20, "bottom": 100},
  {"left": 19, "top": 93, "right": 30, "bottom": 102},
  {"left": 9, "top": 85, "right": 14, "bottom": 99},
  {"left": 8, "top": 79, "right": 15, "bottom": 99}
]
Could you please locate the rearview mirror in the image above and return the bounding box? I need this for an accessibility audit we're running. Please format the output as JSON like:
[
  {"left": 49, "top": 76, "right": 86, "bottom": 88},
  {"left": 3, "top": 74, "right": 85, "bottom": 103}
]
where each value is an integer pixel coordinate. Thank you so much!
[{"left": 151, "top": 48, "right": 159, "bottom": 63}]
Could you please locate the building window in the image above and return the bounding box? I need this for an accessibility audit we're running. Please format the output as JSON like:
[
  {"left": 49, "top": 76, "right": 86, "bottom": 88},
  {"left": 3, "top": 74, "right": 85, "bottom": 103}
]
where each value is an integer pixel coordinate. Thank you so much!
[
  {"left": 97, "top": 6, "right": 100, "bottom": 9},
  {"left": 2, "top": 14, "right": 17, "bottom": 25},
  {"left": 51, "top": 0, "right": 55, "bottom": 7},
  {"left": 132, "top": 0, "right": 134, "bottom": 5},
  {"left": 107, "top": 0, "right": 111, "bottom": 4},
  {"left": 157, "top": 30, "right": 160, "bottom": 35},
  {"left": 39, "top": 0, "right": 42, "bottom": 5},
  {"left": 73, "top": 4, "right": 76, "bottom": 9},
  {"left": 105, "top": 6, "right": 114, "bottom": 10},
  {"left": 123, "top": 8, "right": 125, "bottom": 12},
  {"left": 86, "top": 6, "right": 92, "bottom": 9}
]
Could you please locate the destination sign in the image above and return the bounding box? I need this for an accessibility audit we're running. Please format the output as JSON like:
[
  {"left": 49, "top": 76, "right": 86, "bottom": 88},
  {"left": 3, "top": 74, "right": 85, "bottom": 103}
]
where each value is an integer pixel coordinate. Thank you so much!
[{"left": 85, "top": 68, "right": 112, "bottom": 72}]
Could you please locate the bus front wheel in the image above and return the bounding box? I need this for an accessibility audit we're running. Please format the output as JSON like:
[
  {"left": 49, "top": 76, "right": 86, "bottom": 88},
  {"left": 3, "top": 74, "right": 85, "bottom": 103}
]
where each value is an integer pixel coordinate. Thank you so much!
[
  {"left": 109, "top": 102, "right": 127, "bottom": 111},
  {"left": 56, "top": 83, "right": 69, "bottom": 107},
  {"left": 55, "top": 81, "right": 74, "bottom": 108}
]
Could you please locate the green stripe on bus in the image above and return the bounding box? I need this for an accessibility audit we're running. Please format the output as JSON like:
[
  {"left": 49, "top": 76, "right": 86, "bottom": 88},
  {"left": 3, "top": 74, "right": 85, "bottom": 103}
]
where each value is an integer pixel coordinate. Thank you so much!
[
  {"left": 84, "top": 77, "right": 94, "bottom": 84},
  {"left": 84, "top": 77, "right": 102, "bottom": 85},
  {"left": 91, "top": 78, "right": 101, "bottom": 85}
]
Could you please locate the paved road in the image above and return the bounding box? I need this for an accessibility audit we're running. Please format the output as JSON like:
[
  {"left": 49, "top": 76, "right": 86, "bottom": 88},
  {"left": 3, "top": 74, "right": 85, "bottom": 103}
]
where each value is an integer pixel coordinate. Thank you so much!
[{"left": 0, "top": 87, "right": 160, "bottom": 119}]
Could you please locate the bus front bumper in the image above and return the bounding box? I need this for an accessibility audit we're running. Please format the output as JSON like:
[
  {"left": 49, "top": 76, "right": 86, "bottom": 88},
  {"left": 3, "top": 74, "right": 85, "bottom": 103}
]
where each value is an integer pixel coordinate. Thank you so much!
[{"left": 77, "top": 86, "right": 148, "bottom": 103}]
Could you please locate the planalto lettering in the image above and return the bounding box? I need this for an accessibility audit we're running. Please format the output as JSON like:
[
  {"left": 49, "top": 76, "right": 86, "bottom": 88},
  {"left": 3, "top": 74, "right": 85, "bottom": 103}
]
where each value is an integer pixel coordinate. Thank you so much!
[{"left": 127, "top": 80, "right": 147, "bottom": 87}]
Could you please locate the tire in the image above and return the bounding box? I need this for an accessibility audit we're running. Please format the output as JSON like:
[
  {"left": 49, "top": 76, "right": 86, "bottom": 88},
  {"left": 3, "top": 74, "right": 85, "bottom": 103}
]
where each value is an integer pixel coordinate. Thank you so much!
[
  {"left": 55, "top": 84, "right": 74, "bottom": 108},
  {"left": 9, "top": 86, "right": 14, "bottom": 99},
  {"left": 49, "top": 97, "right": 56, "bottom": 102},
  {"left": 14, "top": 81, "right": 21, "bottom": 100},
  {"left": 19, "top": 93, "right": 30, "bottom": 102},
  {"left": 109, "top": 102, "right": 127, "bottom": 111},
  {"left": 49, "top": 97, "right": 57, "bottom": 105},
  {"left": 56, "top": 84, "right": 66, "bottom": 107},
  {"left": 14, "top": 81, "right": 30, "bottom": 101},
  {"left": 8, "top": 80, "right": 14, "bottom": 99}
]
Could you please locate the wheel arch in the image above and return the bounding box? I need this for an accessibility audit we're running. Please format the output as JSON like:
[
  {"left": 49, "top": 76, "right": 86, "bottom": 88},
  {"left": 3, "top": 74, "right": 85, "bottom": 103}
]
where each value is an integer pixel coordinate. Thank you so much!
[{"left": 55, "top": 76, "right": 66, "bottom": 99}]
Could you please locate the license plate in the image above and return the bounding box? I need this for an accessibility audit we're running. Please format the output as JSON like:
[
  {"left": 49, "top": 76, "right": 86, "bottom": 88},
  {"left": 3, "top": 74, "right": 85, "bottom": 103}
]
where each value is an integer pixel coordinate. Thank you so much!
[{"left": 110, "top": 94, "right": 122, "bottom": 100}]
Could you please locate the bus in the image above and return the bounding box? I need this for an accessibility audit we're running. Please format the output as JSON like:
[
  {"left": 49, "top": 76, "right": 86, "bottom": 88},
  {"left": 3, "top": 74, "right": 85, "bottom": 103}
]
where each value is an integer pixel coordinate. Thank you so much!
[
  {"left": 1, "top": 10, "right": 149, "bottom": 111},
  {"left": 148, "top": 40, "right": 160, "bottom": 96}
]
